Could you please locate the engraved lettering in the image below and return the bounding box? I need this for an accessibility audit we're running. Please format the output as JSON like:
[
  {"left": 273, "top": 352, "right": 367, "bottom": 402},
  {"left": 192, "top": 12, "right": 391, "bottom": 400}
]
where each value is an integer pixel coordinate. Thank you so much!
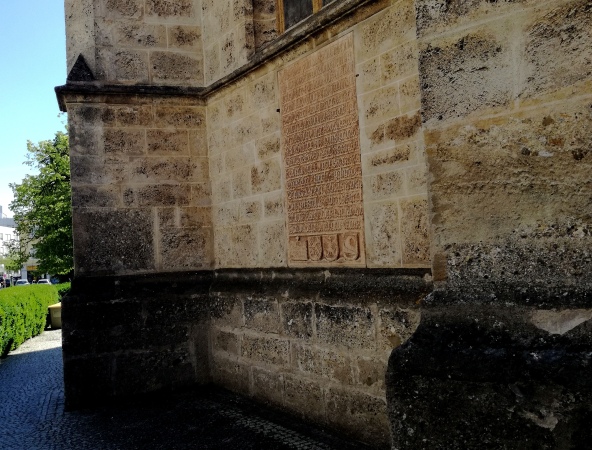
[{"left": 279, "top": 34, "right": 365, "bottom": 266}]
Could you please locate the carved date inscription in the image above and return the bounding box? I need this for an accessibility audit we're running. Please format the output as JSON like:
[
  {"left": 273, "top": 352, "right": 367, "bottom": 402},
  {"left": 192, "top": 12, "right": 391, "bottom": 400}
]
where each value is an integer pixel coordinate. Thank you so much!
[{"left": 279, "top": 34, "right": 365, "bottom": 266}]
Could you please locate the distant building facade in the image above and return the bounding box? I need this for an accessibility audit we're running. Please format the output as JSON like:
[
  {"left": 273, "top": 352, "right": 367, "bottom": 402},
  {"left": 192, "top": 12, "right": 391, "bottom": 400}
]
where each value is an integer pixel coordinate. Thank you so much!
[{"left": 57, "top": 1, "right": 592, "bottom": 448}]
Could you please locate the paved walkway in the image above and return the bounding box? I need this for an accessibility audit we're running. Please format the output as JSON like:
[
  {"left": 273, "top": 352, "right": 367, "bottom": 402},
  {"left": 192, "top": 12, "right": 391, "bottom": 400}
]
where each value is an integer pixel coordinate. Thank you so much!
[{"left": 0, "top": 330, "right": 373, "bottom": 450}]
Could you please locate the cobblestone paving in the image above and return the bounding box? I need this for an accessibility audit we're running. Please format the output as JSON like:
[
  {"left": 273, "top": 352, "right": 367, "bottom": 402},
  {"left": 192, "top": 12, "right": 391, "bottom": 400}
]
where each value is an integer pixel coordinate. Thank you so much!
[{"left": 0, "top": 330, "right": 375, "bottom": 450}]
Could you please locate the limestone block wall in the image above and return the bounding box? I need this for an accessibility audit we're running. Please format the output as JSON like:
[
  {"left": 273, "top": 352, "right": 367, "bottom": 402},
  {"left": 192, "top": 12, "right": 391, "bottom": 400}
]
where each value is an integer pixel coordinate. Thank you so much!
[
  {"left": 207, "top": 71, "right": 286, "bottom": 267},
  {"left": 68, "top": 95, "right": 213, "bottom": 275},
  {"left": 67, "top": 0, "right": 205, "bottom": 85},
  {"left": 208, "top": 269, "right": 428, "bottom": 448},
  {"left": 252, "top": 0, "right": 278, "bottom": 48},
  {"left": 202, "top": 0, "right": 254, "bottom": 84},
  {"left": 355, "top": 0, "right": 429, "bottom": 267},
  {"left": 416, "top": 0, "right": 592, "bottom": 301},
  {"left": 207, "top": 0, "right": 431, "bottom": 270}
]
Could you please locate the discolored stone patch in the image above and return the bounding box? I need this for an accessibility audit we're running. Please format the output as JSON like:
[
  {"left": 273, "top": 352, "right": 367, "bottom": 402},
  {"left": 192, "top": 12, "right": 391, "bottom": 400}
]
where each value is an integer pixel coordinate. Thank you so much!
[{"left": 73, "top": 208, "right": 155, "bottom": 274}]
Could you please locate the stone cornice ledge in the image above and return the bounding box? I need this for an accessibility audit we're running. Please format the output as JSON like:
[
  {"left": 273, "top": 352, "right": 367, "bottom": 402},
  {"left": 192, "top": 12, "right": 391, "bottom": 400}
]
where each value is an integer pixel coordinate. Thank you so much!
[
  {"left": 55, "top": 0, "right": 373, "bottom": 112},
  {"left": 55, "top": 82, "right": 206, "bottom": 112}
]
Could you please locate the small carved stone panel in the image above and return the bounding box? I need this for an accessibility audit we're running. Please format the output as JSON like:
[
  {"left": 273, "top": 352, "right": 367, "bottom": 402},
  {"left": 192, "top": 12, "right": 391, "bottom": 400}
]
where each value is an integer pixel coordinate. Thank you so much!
[{"left": 279, "top": 33, "right": 365, "bottom": 266}]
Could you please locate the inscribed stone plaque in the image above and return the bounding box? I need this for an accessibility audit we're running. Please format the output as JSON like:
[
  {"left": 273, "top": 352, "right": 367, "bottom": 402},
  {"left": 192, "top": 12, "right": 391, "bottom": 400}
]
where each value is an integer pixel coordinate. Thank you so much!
[{"left": 279, "top": 33, "right": 365, "bottom": 267}]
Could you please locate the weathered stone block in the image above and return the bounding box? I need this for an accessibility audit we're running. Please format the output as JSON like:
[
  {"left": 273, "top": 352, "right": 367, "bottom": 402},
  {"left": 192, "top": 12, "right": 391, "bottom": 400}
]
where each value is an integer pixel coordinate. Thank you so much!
[
  {"left": 226, "top": 144, "right": 255, "bottom": 172},
  {"left": 179, "top": 206, "right": 211, "bottom": 228},
  {"left": 190, "top": 183, "right": 211, "bottom": 207},
  {"left": 384, "top": 111, "right": 422, "bottom": 143},
  {"left": 355, "top": 356, "right": 387, "bottom": 391},
  {"left": 143, "top": 294, "right": 210, "bottom": 327},
  {"left": 388, "top": 308, "right": 592, "bottom": 449},
  {"left": 415, "top": 0, "right": 535, "bottom": 38},
  {"left": 234, "top": 114, "right": 262, "bottom": 146},
  {"left": 252, "top": 367, "right": 284, "bottom": 405},
  {"left": 214, "top": 203, "right": 239, "bottom": 226},
  {"left": 418, "top": 24, "right": 514, "bottom": 123},
  {"left": 244, "top": 297, "right": 280, "bottom": 334},
  {"left": 363, "top": 143, "right": 413, "bottom": 174},
  {"left": 71, "top": 185, "right": 119, "bottom": 208},
  {"left": 151, "top": 51, "right": 202, "bottom": 85},
  {"left": 326, "top": 387, "right": 390, "bottom": 448},
  {"left": 398, "top": 74, "right": 421, "bottom": 114},
  {"left": 110, "top": 23, "right": 167, "bottom": 49},
  {"left": 212, "top": 327, "right": 240, "bottom": 355},
  {"left": 356, "top": 57, "right": 380, "bottom": 94},
  {"left": 104, "top": 0, "right": 144, "bottom": 19},
  {"left": 160, "top": 227, "right": 213, "bottom": 270},
  {"left": 168, "top": 26, "right": 202, "bottom": 50},
  {"left": 211, "top": 354, "right": 250, "bottom": 393},
  {"left": 258, "top": 221, "right": 286, "bottom": 267},
  {"left": 251, "top": 160, "right": 281, "bottom": 194},
  {"left": 249, "top": 72, "right": 277, "bottom": 108},
  {"left": 378, "top": 307, "right": 421, "bottom": 350},
  {"left": 136, "top": 183, "right": 191, "bottom": 206},
  {"left": 238, "top": 200, "right": 261, "bottom": 223},
  {"left": 366, "top": 170, "right": 405, "bottom": 199},
  {"left": 154, "top": 106, "right": 205, "bottom": 128},
  {"left": 204, "top": 43, "right": 221, "bottom": 84},
  {"left": 62, "top": 297, "right": 143, "bottom": 332},
  {"left": 291, "top": 342, "right": 322, "bottom": 378},
  {"left": 253, "top": 18, "right": 278, "bottom": 48},
  {"left": 521, "top": 0, "right": 592, "bottom": 102},
  {"left": 380, "top": 42, "right": 418, "bottom": 86},
  {"left": 400, "top": 196, "right": 430, "bottom": 265},
  {"left": 145, "top": 0, "right": 194, "bottom": 18},
  {"left": 69, "top": 104, "right": 109, "bottom": 128},
  {"left": 315, "top": 304, "right": 376, "bottom": 350},
  {"left": 130, "top": 157, "right": 206, "bottom": 182},
  {"left": 280, "top": 301, "right": 312, "bottom": 339},
  {"left": 283, "top": 374, "right": 325, "bottom": 421},
  {"left": 356, "top": 0, "right": 416, "bottom": 61},
  {"left": 70, "top": 156, "right": 123, "bottom": 185},
  {"left": 362, "top": 85, "right": 400, "bottom": 125},
  {"left": 322, "top": 348, "right": 354, "bottom": 385},
  {"left": 189, "top": 129, "right": 207, "bottom": 157},
  {"left": 146, "top": 130, "right": 189, "bottom": 154},
  {"left": 104, "top": 128, "right": 145, "bottom": 155},
  {"left": 224, "top": 90, "right": 246, "bottom": 120},
  {"left": 263, "top": 192, "right": 284, "bottom": 219},
  {"left": 365, "top": 201, "right": 401, "bottom": 267},
  {"left": 241, "top": 334, "right": 290, "bottom": 366},
  {"left": 114, "top": 105, "right": 153, "bottom": 126},
  {"left": 255, "top": 132, "right": 280, "bottom": 160},
  {"left": 209, "top": 296, "right": 243, "bottom": 328},
  {"left": 230, "top": 225, "right": 258, "bottom": 266},
  {"left": 99, "top": 49, "right": 150, "bottom": 82},
  {"left": 73, "top": 208, "right": 155, "bottom": 275}
]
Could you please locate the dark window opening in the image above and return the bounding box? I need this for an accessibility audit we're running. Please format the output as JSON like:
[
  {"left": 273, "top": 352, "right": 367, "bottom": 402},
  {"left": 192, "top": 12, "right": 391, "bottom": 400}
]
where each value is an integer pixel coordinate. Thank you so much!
[{"left": 278, "top": 0, "right": 333, "bottom": 32}]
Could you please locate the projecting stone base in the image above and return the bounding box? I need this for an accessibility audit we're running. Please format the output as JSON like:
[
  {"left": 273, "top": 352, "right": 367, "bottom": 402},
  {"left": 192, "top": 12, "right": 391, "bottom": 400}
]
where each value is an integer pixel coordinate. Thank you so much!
[
  {"left": 387, "top": 306, "right": 592, "bottom": 449},
  {"left": 62, "top": 268, "right": 432, "bottom": 449}
]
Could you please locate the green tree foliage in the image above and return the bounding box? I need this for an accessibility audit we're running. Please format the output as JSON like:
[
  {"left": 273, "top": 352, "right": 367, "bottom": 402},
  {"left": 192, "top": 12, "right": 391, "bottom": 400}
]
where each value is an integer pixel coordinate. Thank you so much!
[
  {"left": 0, "top": 255, "right": 21, "bottom": 274},
  {"left": 9, "top": 132, "right": 73, "bottom": 275}
]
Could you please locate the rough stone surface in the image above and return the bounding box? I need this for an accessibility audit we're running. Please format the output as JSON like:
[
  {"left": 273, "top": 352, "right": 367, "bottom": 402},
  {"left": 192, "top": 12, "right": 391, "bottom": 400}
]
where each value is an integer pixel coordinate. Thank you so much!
[
  {"left": 387, "top": 307, "right": 592, "bottom": 449},
  {"left": 58, "top": 0, "right": 592, "bottom": 448}
]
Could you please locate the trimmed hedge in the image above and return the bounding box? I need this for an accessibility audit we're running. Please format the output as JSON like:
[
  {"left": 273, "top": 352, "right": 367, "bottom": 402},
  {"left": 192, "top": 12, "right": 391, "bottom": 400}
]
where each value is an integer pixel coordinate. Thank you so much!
[
  {"left": 0, "top": 285, "right": 59, "bottom": 357},
  {"left": 55, "top": 282, "right": 71, "bottom": 299}
]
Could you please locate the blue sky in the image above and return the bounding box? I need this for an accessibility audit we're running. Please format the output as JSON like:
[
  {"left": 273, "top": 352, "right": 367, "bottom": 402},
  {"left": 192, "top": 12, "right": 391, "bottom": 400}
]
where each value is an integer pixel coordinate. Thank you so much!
[{"left": 0, "top": 1, "right": 66, "bottom": 218}]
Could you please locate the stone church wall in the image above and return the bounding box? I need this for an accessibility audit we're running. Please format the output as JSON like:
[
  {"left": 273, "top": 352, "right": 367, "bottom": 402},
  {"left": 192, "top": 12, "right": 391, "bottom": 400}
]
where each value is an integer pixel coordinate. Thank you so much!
[{"left": 57, "top": 0, "right": 592, "bottom": 448}]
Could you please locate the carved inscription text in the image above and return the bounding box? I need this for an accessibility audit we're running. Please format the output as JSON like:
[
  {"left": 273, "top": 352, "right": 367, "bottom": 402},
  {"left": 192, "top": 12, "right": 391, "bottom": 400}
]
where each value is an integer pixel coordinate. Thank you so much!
[{"left": 279, "top": 34, "right": 365, "bottom": 266}]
